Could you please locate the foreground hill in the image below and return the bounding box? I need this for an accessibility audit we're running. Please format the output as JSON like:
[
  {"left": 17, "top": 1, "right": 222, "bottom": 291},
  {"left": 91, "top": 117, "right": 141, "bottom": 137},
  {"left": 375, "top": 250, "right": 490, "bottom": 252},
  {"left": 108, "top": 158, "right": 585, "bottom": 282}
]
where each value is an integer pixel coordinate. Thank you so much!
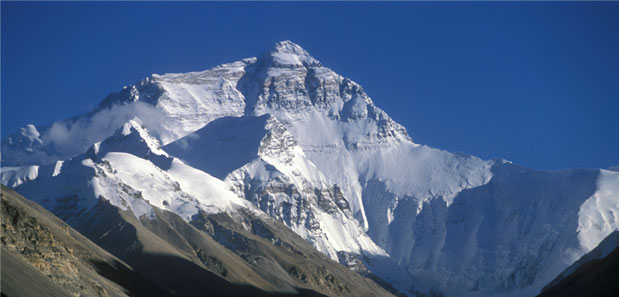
[{"left": 1, "top": 186, "right": 169, "bottom": 297}]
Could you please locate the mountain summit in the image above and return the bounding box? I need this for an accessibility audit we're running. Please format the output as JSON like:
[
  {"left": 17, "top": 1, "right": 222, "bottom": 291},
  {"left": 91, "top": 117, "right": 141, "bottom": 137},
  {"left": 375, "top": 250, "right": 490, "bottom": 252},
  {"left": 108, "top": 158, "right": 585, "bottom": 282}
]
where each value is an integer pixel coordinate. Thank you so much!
[
  {"left": 2, "top": 41, "right": 618, "bottom": 297},
  {"left": 266, "top": 40, "right": 321, "bottom": 67}
]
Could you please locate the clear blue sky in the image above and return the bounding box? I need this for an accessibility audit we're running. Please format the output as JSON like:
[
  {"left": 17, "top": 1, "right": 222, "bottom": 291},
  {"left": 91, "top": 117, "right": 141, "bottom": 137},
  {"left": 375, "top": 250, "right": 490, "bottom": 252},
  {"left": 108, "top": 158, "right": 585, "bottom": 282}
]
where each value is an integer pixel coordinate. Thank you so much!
[{"left": 2, "top": 2, "right": 618, "bottom": 170}]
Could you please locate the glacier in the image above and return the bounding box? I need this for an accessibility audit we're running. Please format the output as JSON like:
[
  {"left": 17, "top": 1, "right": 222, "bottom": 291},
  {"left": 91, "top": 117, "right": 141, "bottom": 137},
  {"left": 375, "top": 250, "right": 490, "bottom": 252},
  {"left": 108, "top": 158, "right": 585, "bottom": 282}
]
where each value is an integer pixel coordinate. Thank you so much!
[{"left": 2, "top": 40, "right": 618, "bottom": 297}]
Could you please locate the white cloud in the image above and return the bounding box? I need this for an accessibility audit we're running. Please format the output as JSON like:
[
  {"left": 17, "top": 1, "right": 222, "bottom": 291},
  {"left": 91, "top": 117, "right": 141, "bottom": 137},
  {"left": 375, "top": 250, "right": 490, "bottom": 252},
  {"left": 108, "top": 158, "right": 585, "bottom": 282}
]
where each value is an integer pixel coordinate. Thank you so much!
[{"left": 42, "top": 102, "right": 170, "bottom": 157}]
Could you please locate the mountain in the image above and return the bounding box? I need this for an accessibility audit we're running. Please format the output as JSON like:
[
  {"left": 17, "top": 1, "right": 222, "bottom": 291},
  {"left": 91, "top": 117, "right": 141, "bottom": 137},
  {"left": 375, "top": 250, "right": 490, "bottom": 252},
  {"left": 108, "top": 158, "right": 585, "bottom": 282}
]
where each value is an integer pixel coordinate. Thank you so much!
[
  {"left": 2, "top": 41, "right": 618, "bottom": 296},
  {"left": 537, "top": 231, "right": 619, "bottom": 297},
  {"left": 163, "top": 114, "right": 385, "bottom": 260},
  {"left": 1, "top": 185, "right": 395, "bottom": 297}
]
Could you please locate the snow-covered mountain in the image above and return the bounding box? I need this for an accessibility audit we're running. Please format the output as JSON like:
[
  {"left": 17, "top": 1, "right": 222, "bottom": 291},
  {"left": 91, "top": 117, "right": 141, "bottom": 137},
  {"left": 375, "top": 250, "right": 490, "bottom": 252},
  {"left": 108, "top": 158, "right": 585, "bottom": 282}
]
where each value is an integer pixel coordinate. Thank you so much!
[
  {"left": 2, "top": 41, "right": 618, "bottom": 297},
  {"left": 163, "top": 114, "right": 385, "bottom": 260}
]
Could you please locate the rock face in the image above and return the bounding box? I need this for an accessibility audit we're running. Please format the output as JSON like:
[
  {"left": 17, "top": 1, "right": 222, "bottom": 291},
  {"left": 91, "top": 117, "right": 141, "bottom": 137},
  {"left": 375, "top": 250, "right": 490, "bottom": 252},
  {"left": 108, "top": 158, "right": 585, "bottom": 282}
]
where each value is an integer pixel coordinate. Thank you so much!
[
  {"left": 164, "top": 114, "right": 385, "bottom": 260},
  {"left": 2, "top": 41, "right": 619, "bottom": 296},
  {"left": 0, "top": 186, "right": 168, "bottom": 297}
]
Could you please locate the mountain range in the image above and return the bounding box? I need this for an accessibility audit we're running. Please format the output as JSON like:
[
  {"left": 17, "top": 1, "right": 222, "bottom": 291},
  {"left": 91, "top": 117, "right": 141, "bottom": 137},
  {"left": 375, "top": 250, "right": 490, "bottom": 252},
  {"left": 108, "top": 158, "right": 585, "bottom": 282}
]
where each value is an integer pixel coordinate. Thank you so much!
[{"left": 2, "top": 41, "right": 618, "bottom": 297}]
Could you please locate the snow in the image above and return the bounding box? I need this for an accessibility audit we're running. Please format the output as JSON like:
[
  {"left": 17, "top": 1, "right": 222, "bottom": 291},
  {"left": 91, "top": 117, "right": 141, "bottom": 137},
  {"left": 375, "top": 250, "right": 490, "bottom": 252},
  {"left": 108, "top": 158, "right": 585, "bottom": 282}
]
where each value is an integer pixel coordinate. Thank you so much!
[
  {"left": 268, "top": 40, "right": 320, "bottom": 67},
  {"left": 98, "top": 152, "right": 244, "bottom": 220},
  {"left": 577, "top": 169, "right": 619, "bottom": 250},
  {"left": 166, "top": 157, "right": 247, "bottom": 213},
  {"left": 101, "top": 152, "right": 194, "bottom": 219},
  {"left": 52, "top": 160, "right": 64, "bottom": 177},
  {"left": 163, "top": 115, "right": 270, "bottom": 179},
  {"left": 1, "top": 165, "right": 39, "bottom": 187},
  {"left": 91, "top": 117, "right": 169, "bottom": 159},
  {"left": 86, "top": 156, "right": 156, "bottom": 220}
]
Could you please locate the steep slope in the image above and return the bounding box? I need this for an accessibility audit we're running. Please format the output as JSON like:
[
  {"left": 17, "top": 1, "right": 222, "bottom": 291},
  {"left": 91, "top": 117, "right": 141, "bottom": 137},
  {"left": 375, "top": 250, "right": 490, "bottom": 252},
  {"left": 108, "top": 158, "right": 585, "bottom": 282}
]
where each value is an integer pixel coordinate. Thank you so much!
[
  {"left": 371, "top": 163, "right": 617, "bottom": 297},
  {"left": 69, "top": 184, "right": 396, "bottom": 297},
  {"left": 537, "top": 231, "right": 619, "bottom": 297},
  {"left": 164, "top": 114, "right": 385, "bottom": 260},
  {"left": 190, "top": 210, "right": 398, "bottom": 297},
  {"left": 2, "top": 251, "right": 76, "bottom": 297},
  {"left": 5, "top": 121, "right": 396, "bottom": 297},
  {"left": 0, "top": 186, "right": 169, "bottom": 297},
  {"left": 2, "top": 41, "right": 619, "bottom": 297}
]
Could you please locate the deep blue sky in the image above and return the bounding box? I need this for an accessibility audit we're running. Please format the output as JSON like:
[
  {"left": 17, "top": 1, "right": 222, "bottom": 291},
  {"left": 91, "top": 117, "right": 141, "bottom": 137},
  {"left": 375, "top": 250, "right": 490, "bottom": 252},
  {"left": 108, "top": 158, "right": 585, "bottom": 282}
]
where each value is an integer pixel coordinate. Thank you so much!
[{"left": 2, "top": 2, "right": 618, "bottom": 170}]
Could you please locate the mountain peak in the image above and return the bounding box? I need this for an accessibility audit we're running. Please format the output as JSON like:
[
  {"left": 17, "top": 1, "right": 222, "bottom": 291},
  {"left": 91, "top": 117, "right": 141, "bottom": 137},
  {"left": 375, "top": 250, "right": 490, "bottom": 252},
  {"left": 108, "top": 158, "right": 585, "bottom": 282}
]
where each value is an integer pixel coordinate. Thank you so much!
[
  {"left": 271, "top": 40, "right": 307, "bottom": 54},
  {"left": 119, "top": 118, "right": 144, "bottom": 136},
  {"left": 266, "top": 40, "right": 320, "bottom": 67},
  {"left": 88, "top": 117, "right": 167, "bottom": 160}
]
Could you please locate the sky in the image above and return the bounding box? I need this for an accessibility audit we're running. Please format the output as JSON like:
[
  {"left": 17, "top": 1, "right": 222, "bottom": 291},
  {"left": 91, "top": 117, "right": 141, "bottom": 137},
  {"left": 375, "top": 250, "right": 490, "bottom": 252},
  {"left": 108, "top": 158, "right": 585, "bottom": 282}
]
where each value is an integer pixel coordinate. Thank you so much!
[{"left": 2, "top": 2, "right": 618, "bottom": 171}]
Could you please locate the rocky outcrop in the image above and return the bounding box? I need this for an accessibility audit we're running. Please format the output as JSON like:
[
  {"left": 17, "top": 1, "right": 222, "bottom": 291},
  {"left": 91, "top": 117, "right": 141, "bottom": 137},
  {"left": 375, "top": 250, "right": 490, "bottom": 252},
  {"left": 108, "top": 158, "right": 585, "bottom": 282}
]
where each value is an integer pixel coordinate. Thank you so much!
[{"left": 0, "top": 186, "right": 167, "bottom": 297}]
